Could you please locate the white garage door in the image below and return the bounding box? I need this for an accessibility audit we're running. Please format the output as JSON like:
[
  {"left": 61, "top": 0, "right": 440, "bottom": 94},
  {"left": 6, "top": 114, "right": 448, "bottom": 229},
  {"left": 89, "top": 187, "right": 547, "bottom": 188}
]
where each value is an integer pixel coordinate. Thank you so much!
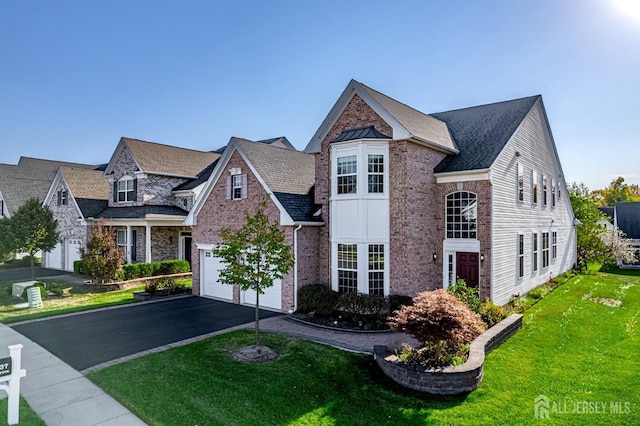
[
  {"left": 65, "top": 239, "right": 83, "bottom": 272},
  {"left": 47, "top": 242, "right": 63, "bottom": 270},
  {"left": 242, "top": 279, "right": 282, "bottom": 311},
  {"left": 201, "top": 250, "right": 233, "bottom": 301}
]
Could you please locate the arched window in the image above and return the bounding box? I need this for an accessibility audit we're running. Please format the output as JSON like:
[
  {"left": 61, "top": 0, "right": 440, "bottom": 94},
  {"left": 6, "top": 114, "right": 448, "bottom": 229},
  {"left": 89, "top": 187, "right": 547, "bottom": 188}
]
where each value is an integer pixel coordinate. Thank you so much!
[
  {"left": 117, "top": 176, "right": 135, "bottom": 202},
  {"left": 446, "top": 191, "right": 477, "bottom": 239}
]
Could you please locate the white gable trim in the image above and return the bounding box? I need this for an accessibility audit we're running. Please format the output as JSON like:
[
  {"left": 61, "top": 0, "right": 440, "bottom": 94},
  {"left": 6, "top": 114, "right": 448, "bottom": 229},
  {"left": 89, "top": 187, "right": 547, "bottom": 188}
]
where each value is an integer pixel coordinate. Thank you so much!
[
  {"left": 103, "top": 138, "right": 143, "bottom": 177},
  {"left": 43, "top": 169, "right": 85, "bottom": 220},
  {"left": 185, "top": 140, "right": 295, "bottom": 226},
  {"left": 304, "top": 80, "right": 410, "bottom": 154}
]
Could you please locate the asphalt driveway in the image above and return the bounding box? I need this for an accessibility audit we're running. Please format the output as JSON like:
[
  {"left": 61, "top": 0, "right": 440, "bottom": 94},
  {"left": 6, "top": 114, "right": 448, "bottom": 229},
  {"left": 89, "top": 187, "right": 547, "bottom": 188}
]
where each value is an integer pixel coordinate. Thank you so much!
[
  {"left": 11, "top": 296, "right": 281, "bottom": 371},
  {"left": 0, "top": 267, "right": 72, "bottom": 282}
]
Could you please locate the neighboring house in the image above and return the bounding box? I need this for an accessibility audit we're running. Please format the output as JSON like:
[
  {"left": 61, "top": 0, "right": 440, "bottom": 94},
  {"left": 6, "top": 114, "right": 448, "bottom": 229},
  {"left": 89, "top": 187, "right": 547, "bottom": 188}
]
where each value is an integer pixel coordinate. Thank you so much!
[
  {"left": 41, "top": 167, "right": 110, "bottom": 271},
  {"left": 186, "top": 137, "right": 322, "bottom": 311},
  {"left": 0, "top": 157, "right": 100, "bottom": 219},
  {"left": 604, "top": 202, "right": 640, "bottom": 267},
  {"left": 189, "top": 80, "right": 577, "bottom": 311},
  {"left": 93, "top": 137, "right": 222, "bottom": 266}
]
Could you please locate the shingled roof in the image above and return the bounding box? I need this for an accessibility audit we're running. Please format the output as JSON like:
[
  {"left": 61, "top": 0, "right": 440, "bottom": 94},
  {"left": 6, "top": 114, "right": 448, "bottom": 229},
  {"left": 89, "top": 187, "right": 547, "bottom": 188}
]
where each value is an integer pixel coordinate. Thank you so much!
[
  {"left": 615, "top": 202, "right": 640, "bottom": 239},
  {"left": 359, "top": 82, "right": 456, "bottom": 152},
  {"left": 106, "top": 138, "right": 220, "bottom": 178},
  {"left": 59, "top": 167, "right": 110, "bottom": 218},
  {"left": 432, "top": 96, "right": 540, "bottom": 173},
  {"left": 235, "top": 138, "right": 315, "bottom": 196},
  {"left": 99, "top": 205, "right": 189, "bottom": 220},
  {"left": 0, "top": 158, "right": 100, "bottom": 216}
]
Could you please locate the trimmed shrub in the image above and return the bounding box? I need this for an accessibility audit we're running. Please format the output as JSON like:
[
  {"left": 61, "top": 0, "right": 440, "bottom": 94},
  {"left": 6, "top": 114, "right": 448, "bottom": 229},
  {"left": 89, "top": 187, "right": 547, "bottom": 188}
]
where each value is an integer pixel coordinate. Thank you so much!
[
  {"left": 297, "top": 284, "right": 329, "bottom": 313},
  {"left": 389, "top": 294, "right": 413, "bottom": 314},
  {"left": 313, "top": 287, "right": 340, "bottom": 317},
  {"left": 478, "top": 300, "right": 508, "bottom": 327},
  {"left": 157, "top": 259, "right": 190, "bottom": 275},
  {"left": 337, "top": 292, "right": 389, "bottom": 322},
  {"left": 388, "top": 289, "right": 487, "bottom": 346},
  {"left": 73, "top": 260, "right": 88, "bottom": 275}
]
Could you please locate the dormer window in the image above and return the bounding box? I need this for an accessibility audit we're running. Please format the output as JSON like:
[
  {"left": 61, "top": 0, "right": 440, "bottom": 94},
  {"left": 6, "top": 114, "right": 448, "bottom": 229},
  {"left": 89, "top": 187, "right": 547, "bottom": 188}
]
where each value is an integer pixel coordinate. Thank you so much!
[{"left": 117, "top": 177, "right": 135, "bottom": 202}]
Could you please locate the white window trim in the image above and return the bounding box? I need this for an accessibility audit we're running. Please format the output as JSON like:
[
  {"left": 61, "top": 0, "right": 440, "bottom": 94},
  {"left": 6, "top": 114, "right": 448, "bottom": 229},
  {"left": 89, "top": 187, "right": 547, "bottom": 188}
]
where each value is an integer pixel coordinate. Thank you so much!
[
  {"left": 532, "top": 232, "right": 539, "bottom": 273},
  {"left": 542, "top": 231, "right": 550, "bottom": 268},
  {"left": 532, "top": 170, "right": 538, "bottom": 205},
  {"left": 517, "top": 163, "right": 524, "bottom": 203},
  {"left": 332, "top": 241, "right": 389, "bottom": 295},
  {"left": 518, "top": 233, "right": 525, "bottom": 279},
  {"left": 445, "top": 191, "right": 478, "bottom": 240},
  {"left": 331, "top": 141, "right": 388, "bottom": 200},
  {"left": 117, "top": 176, "right": 135, "bottom": 203}
]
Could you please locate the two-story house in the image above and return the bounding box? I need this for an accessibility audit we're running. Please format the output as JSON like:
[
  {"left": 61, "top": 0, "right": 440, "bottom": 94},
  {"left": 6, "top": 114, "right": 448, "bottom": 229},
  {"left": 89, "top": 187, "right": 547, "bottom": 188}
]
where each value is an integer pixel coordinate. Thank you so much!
[{"left": 189, "top": 80, "right": 577, "bottom": 310}]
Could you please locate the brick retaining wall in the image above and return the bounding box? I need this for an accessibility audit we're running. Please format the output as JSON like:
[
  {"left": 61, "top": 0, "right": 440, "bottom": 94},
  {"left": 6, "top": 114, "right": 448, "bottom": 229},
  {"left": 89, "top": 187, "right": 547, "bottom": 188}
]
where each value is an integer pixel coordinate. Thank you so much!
[{"left": 374, "top": 313, "right": 523, "bottom": 395}]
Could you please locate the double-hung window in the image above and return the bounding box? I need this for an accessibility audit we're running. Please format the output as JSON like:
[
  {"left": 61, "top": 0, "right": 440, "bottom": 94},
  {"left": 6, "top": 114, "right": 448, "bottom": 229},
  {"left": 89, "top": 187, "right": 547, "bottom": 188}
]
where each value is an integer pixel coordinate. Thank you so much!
[
  {"left": 532, "top": 233, "right": 539, "bottom": 272},
  {"left": 368, "top": 154, "right": 384, "bottom": 193},
  {"left": 57, "top": 190, "right": 68, "bottom": 206},
  {"left": 337, "top": 244, "right": 358, "bottom": 293},
  {"left": 518, "top": 234, "right": 525, "bottom": 279},
  {"left": 552, "top": 179, "right": 556, "bottom": 207},
  {"left": 337, "top": 155, "right": 357, "bottom": 194},
  {"left": 542, "top": 175, "right": 548, "bottom": 206},
  {"left": 117, "top": 178, "right": 135, "bottom": 202},
  {"left": 517, "top": 163, "right": 524, "bottom": 202},
  {"left": 532, "top": 171, "right": 538, "bottom": 204},
  {"left": 232, "top": 175, "right": 243, "bottom": 200},
  {"left": 542, "top": 232, "right": 550, "bottom": 268},
  {"left": 552, "top": 231, "right": 557, "bottom": 260},
  {"left": 368, "top": 244, "right": 384, "bottom": 295}
]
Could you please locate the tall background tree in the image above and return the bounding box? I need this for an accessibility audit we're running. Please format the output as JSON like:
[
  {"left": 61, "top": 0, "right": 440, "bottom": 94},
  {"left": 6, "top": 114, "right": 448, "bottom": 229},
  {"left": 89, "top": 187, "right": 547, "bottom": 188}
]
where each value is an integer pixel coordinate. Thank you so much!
[
  {"left": 569, "top": 182, "right": 633, "bottom": 269},
  {"left": 592, "top": 177, "right": 640, "bottom": 206},
  {"left": 81, "top": 220, "right": 125, "bottom": 283},
  {"left": 213, "top": 200, "right": 294, "bottom": 347},
  {"left": 0, "top": 198, "right": 59, "bottom": 277}
]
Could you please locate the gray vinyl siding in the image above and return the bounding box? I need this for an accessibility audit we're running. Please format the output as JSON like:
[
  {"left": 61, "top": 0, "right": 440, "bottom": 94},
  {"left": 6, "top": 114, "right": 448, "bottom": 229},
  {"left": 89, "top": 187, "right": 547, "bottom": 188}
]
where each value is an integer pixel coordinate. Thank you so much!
[{"left": 490, "top": 100, "right": 576, "bottom": 305}]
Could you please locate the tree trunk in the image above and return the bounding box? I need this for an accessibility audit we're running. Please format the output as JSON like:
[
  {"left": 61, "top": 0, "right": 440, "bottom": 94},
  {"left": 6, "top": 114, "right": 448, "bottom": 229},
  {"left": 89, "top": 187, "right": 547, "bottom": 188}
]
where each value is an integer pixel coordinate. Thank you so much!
[
  {"left": 30, "top": 251, "right": 35, "bottom": 279},
  {"left": 255, "top": 290, "right": 260, "bottom": 347}
]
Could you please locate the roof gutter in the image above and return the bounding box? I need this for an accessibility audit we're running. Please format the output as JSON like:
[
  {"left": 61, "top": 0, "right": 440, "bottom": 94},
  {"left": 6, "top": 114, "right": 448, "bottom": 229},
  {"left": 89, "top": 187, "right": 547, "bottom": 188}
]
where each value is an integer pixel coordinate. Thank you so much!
[{"left": 410, "top": 135, "right": 459, "bottom": 155}]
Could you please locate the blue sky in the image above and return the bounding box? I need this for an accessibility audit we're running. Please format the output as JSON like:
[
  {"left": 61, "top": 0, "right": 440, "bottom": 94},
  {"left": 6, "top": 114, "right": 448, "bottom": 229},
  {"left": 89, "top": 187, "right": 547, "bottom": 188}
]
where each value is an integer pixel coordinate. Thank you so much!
[{"left": 1, "top": 0, "right": 638, "bottom": 191}]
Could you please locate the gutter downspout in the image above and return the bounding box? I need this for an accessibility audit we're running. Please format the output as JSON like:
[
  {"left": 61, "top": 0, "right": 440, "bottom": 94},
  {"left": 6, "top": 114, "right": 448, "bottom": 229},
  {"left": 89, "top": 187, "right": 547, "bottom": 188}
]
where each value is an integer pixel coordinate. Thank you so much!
[{"left": 292, "top": 224, "right": 302, "bottom": 313}]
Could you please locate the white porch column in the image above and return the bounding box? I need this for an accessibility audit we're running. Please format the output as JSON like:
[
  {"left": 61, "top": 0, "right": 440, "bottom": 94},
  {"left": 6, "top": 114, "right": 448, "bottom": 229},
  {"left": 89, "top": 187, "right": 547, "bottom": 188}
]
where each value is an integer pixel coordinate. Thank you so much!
[
  {"left": 145, "top": 224, "right": 152, "bottom": 263},
  {"left": 126, "top": 225, "right": 132, "bottom": 263}
]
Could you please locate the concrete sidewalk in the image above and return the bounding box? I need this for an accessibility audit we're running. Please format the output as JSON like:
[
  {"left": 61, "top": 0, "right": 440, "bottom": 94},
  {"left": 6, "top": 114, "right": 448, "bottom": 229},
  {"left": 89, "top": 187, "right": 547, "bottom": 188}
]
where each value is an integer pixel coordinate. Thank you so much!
[{"left": 0, "top": 323, "right": 146, "bottom": 426}]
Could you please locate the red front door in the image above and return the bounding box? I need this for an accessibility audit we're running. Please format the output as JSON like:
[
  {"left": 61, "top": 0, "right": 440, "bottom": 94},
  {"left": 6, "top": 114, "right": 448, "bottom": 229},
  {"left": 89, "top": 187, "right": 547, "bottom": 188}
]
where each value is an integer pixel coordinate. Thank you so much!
[{"left": 456, "top": 252, "right": 479, "bottom": 288}]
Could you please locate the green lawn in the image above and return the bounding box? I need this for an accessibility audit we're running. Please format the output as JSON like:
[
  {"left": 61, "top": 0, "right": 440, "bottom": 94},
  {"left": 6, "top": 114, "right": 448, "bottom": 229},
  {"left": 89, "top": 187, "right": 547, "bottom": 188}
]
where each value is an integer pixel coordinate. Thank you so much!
[
  {"left": 0, "top": 397, "right": 46, "bottom": 425},
  {"left": 0, "top": 278, "right": 192, "bottom": 324},
  {"left": 89, "top": 270, "right": 639, "bottom": 425}
]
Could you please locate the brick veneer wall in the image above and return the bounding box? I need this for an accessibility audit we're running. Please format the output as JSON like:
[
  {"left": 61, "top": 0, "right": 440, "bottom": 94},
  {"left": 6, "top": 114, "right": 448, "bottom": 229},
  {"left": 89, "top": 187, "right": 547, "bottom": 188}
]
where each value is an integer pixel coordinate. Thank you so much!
[
  {"left": 191, "top": 150, "right": 305, "bottom": 312},
  {"left": 314, "top": 94, "right": 393, "bottom": 285},
  {"left": 434, "top": 180, "right": 493, "bottom": 300},
  {"left": 388, "top": 141, "right": 447, "bottom": 296},
  {"left": 374, "top": 313, "right": 523, "bottom": 395}
]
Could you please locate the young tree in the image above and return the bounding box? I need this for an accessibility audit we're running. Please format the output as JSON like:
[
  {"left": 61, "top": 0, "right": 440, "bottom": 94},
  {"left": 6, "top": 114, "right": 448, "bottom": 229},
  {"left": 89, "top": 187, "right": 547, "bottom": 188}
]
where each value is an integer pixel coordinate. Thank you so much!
[
  {"left": 81, "top": 220, "right": 125, "bottom": 283},
  {"left": 569, "top": 183, "right": 607, "bottom": 269},
  {"left": 213, "top": 201, "right": 294, "bottom": 347},
  {"left": 1, "top": 198, "right": 59, "bottom": 278}
]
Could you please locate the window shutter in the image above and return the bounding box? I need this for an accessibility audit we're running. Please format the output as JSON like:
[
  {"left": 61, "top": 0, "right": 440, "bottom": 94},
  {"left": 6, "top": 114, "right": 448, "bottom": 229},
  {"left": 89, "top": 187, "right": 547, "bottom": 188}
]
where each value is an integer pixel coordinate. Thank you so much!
[
  {"left": 241, "top": 174, "right": 248, "bottom": 199},
  {"left": 57, "top": 191, "right": 62, "bottom": 206},
  {"left": 113, "top": 182, "right": 118, "bottom": 202},
  {"left": 226, "top": 176, "right": 232, "bottom": 199},
  {"left": 133, "top": 178, "right": 138, "bottom": 201}
]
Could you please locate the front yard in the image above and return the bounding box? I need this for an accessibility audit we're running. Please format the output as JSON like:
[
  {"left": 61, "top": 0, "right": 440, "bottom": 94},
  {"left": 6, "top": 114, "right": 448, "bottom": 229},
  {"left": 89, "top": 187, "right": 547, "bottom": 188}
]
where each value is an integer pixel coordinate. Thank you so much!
[
  {"left": 0, "top": 278, "right": 191, "bottom": 324},
  {"left": 88, "top": 270, "right": 639, "bottom": 425}
]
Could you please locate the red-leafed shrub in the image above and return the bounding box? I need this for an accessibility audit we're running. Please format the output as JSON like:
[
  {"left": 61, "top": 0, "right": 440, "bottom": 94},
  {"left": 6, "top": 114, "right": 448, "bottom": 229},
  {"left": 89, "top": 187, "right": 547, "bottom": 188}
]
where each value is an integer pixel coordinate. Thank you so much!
[{"left": 388, "top": 289, "right": 487, "bottom": 347}]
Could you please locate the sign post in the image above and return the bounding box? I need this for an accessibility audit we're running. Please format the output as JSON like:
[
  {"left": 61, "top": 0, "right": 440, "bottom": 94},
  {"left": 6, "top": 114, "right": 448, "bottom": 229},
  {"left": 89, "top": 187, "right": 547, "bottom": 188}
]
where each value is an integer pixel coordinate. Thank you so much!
[{"left": 0, "top": 345, "right": 26, "bottom": 425}]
